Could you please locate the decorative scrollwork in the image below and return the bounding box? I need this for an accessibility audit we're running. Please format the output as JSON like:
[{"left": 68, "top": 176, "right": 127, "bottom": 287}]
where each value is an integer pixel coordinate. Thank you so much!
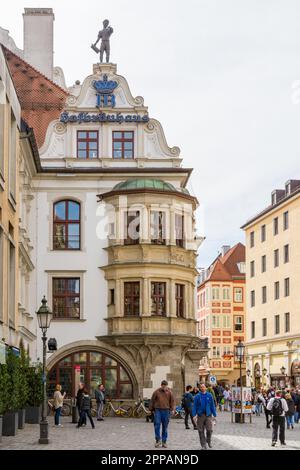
[
  {"left": 146, "top": 121, "right": 156, "bottom": 132},
  {"left": 66, "top": 95, "right": 77, "bottom": 106},
  {"left": 134, "top": 95, "right": 144, "bottom": 105},
  {"left": 54, "top": 122, "right": 67, "bottom": 135},
  {"left": 170, "top": 146, "right": 180, "bottom": 157}
]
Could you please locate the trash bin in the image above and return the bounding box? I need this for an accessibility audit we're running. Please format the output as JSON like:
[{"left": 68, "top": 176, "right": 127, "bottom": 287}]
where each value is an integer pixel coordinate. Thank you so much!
[{"left": 234, "top": 413, "right": 245, "bottom": 423}]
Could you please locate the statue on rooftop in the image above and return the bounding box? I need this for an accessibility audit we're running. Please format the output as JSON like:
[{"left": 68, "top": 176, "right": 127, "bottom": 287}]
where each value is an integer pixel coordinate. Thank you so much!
[{"left": 91, "top": 19, "right": 114, "bottom": 63}]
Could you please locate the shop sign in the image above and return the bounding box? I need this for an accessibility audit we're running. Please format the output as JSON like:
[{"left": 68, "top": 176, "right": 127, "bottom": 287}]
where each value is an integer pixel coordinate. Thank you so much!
[{"left": 60, "top": 111, "right": 149, "bottom": 124}]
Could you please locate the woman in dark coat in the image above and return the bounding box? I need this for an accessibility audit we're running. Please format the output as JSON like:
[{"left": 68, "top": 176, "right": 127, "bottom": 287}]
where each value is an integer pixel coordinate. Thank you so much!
[
  {"left": 285, "top": 392, "right": 296, "bottom": 429},
  {"left": 76, "top": 382, "right": 86, "bottom": 426},
  {"left": 77, "top": 388, "right": 95, "bottom": 428}
]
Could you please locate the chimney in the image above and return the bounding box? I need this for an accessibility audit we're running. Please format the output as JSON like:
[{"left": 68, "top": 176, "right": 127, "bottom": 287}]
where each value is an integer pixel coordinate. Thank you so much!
[
  {"left": 23, "top": 8, "right": 54, "bottom": 79},
  {"left": 220, "top": 245, "right": 230, "bottom": 257}
]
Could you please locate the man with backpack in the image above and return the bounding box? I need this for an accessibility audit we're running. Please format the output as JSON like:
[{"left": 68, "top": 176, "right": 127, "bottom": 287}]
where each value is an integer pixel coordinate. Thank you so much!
[
  {"left": 267, "top": 390, "right": 288, "bottom": 446},
  {"left": 182, "top": 385, "right": 197, "bottom": 430}
]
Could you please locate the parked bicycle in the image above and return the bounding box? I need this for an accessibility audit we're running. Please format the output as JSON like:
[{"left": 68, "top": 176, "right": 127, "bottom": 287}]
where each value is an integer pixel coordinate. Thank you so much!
[
  {"left": 47, "top": 399, "right": 72, "bottom": 417},
  {"left": 132, "top": 397, "right": 152, "bottom": 418},
  {"left": 103, "top": 400, "right": 133, "bottom": 417}
]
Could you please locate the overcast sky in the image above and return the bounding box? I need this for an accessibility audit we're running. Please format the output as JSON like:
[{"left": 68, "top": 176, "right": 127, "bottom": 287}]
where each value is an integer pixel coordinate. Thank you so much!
[{"left": 2, "top": 1, "right": 300, "bottom": 267}]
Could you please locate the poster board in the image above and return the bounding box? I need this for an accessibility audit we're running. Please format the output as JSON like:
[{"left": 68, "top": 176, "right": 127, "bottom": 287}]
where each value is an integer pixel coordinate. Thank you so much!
[{"left": 232, "top": 386, "right": 252, "bottom": 414}]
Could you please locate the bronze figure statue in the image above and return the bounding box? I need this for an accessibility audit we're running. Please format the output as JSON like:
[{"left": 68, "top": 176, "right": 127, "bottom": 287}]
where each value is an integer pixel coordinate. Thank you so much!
[{"left": 91, "top": 19, "right": 113, "bottom": 63}]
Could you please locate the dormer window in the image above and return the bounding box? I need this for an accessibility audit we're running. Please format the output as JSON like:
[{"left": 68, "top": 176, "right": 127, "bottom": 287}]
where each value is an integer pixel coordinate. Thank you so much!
[
  {"left": 77, "top": 131, "right": 98, "bottom": 158},
  {"left": 237, "top": 262, "right": 246, "bottom": 273},
  {"left": 285, "top": 182, "right": 291, "bottom": 195}
]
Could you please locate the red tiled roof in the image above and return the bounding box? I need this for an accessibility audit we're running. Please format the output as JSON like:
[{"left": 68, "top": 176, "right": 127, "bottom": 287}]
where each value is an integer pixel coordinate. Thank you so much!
[
  {"left": 200, "top": 242, "right": 245, "bottom": 286},
  {"left": 207, "top": 259, "right": 232, "bottom": 282},
  {"left": 2, "top": 45, "right": 69, "bottom": 148},
  {"left": 220, "top": 242, "right": 245, "bottom": 277}
]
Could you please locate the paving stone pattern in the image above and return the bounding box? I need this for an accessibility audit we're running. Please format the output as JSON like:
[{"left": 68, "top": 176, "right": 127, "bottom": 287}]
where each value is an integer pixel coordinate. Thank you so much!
[{"left": 1, "top": 412, "right": 299, "bottom": 450}]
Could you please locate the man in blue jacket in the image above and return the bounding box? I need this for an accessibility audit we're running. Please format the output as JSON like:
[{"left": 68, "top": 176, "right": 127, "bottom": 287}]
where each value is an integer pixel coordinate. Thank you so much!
[{"left": 192, "top": 382, "right": 217, "bottom": 449}]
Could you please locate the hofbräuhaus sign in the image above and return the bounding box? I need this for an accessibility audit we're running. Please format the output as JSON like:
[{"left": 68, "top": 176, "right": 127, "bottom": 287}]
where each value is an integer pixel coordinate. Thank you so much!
[{"left": 60, "top": 112, "right": 149, "bottom": 124}]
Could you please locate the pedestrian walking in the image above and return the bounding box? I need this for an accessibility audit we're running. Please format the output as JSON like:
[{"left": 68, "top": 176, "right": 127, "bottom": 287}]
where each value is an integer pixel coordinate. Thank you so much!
[
  {"left": 267, "top": 390, "right": 288, "bottom": 447},
  {"left": 294, "top": 390, "right": 300, "bottom": 423},
  {"left": 223, "top": 386, "right": 231, "bottom": 412},
  {"left": 95, "top": 383, "right": 106, "bottom": 421},
  {"left": 53, "top": 384, "right": 66, "bottom": 427},
  {"left": 182, "top": 385, "right": 197, "bottom": 430},
  {"left": 149, "top": 380, "right": 175, "bottom": 448},
  {"left": 76, "top": 382, "right": 86, "bottom": 426},
  {"left": 216, "top": 384, "right": 224, "bottom": 411},
  {"left": 263, "top": 392, "right": 272, "bottom": 428},
  {"left": 285, "top": 393, "right": 295, "bottom": 429},
  {"left": 255, "top": 390, "right": 264, "bottom": 416},
  {"left": 206, "top": 384, "right": 217, "bottom": 408},
  {"left": 77, "top": 388, "right": 95, "bottom": 429},
  {"left": 192, "top": 382, "right": 217, "bottom": 450}
]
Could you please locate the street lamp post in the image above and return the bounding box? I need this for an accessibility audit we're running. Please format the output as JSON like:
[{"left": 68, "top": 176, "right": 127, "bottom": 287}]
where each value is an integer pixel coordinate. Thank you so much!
[
  {"left": 234, "top": 340, "right": 245, "bottom": 423},
  {"left": 36, "top": 296, "right": 52, "bottom": 444}
]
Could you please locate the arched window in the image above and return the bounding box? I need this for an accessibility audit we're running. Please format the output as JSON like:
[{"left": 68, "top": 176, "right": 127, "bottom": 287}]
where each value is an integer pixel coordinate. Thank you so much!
[
  {"left": 47, "top": 350, "right": 133, "bottom": 399},
  {"left": 53, "top": 200, "right": 80, "bottom": 250}
]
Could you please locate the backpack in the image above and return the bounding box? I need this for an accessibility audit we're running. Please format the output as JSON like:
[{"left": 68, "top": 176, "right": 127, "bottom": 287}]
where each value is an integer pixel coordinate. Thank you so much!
[
  {"left": 181, "top": 393, "right": 191, "bottom": 409},
  {"left": 271, "top": 398, "right": 283, "bottom": 416}
]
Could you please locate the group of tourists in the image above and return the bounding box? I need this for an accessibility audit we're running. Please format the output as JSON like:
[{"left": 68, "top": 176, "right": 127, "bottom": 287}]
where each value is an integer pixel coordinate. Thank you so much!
[
  {"left": 52, "top": 379, "right": 300, "bottom": 449},
  {"left": 52, "top": 382, "right": 106, "bottom": 429},
  {"left": 149, "top": 380, "right": 300, "bottom": 449}
]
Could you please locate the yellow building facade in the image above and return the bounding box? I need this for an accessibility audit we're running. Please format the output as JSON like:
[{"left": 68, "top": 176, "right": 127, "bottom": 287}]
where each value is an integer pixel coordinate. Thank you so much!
[
  {"left": 0, "top": 46, "right": 20, "bottom": 351},
  {"left": 242, "top": 180, "right": 300, "bottom": 389},
  {"left": 0, "top": 45, "right": 36, "bottom": 357}
]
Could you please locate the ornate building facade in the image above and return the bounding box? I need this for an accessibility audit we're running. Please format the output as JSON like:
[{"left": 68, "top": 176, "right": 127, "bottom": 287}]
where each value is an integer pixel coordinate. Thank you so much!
[
  {"left": 1, "top": 9, "right": 208, "bottom": 401},
  {"left": 197, "top": 244, "right": 246, "bottom": 385}
]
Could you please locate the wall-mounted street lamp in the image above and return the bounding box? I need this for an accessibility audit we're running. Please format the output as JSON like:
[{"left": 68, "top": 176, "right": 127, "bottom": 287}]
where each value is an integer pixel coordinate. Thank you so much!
[
  {"left": 280, "top": 366, "right": 286, "bottom": 376},
  {"left": 36, "top": 296, "right": 52, "bottom": 445}
]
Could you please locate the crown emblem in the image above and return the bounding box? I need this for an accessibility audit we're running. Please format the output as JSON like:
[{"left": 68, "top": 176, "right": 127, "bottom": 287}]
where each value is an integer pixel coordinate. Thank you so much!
[{"left": 92, "top": 74, "right": 118, "bottom": 94}]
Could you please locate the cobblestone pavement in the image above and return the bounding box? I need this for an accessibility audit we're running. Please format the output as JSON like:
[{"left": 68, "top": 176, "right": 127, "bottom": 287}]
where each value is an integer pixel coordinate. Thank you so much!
[{"left": 1, "top": 412, "right": 300, "bottom": 450}]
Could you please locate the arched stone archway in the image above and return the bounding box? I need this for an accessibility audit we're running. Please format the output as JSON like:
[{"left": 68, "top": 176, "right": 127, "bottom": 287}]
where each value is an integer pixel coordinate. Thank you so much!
[{"left": 46, "top": 340, "right": 139, "bottom": 399}]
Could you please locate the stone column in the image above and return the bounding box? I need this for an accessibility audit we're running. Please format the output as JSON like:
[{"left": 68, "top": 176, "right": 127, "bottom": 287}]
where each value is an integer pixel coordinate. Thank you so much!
[
  {"left": 116, "top": 279, "right": 122, "bottom": 316},
  {"left": 170, "top": 208, "right": 175, "bottom": 246},
  {"left": 142, "top": 278, "right": 148, "bottom": 316},
  {"left": 246, "top": 356, "right": 252, "bottom": 387},
  {"left": 169, "top": 280, "right": 176, "bottom": 318},
  {"left": 283, "top": 351, "right": 290, "bottom": 386},
  {"left": 263, "top": 354, "right": 271, "bottom": 387},
  {"left": 137, "top": 124, "right": 144, "bottom": 158},
  {"left": 140, "top": 206, "right": 149, "bottom": 243}
]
